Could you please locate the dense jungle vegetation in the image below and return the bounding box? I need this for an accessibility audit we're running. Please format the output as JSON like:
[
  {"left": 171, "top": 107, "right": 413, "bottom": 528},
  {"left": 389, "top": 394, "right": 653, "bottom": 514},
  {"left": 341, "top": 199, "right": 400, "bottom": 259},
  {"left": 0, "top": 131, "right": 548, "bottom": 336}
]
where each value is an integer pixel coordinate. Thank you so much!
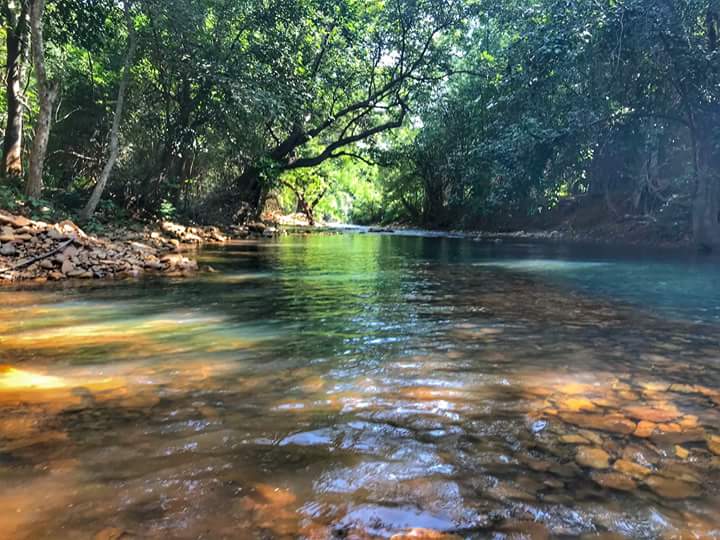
[{"left": 2, "top": 0, "right": 720, "bottom": 248}]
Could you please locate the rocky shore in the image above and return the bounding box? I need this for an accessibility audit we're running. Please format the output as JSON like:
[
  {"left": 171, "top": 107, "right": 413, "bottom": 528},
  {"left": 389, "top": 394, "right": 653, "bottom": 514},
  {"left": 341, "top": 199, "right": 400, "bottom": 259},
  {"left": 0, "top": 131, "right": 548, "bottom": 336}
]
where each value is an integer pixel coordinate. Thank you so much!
[{"left": 0, "top": 210, "right": 269, "bottom": 283}]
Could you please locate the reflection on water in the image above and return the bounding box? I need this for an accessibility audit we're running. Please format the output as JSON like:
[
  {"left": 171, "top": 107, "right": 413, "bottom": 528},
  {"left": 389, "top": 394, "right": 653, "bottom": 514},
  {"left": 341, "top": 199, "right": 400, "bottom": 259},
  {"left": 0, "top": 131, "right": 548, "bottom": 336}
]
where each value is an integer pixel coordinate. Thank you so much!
[{"left": 1, "top": 235, "right": 719, "bottom": 539}]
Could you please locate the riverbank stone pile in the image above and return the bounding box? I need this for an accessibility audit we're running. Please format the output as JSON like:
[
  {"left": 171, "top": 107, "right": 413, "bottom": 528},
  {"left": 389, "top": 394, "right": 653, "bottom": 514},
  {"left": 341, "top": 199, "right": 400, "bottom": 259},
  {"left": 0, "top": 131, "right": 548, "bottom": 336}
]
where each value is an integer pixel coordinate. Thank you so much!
[{"left": 0, "top": 211, "right": 208, "bottom": 283}]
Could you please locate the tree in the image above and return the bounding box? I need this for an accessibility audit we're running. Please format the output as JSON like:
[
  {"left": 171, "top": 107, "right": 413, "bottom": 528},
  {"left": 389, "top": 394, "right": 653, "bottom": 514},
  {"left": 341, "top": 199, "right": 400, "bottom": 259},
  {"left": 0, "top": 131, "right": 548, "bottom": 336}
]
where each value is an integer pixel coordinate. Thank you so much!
[
  {"left": 1, "top": 0, "right": 30, "bottom": 178},
  {"left": 80, "top": 1, "right": 137, "bottom": 220},
  {"left": 380, "top": 0, "right": 720, "bottom": 247},
  {"left": 25, "top": 0, "right": 58, "bottom": 198},
  {"left": 232, "top": 0, "right": 471, "bottom": 214},
  {"left": 278, "top": 168, "right": 331, "bottom": 226}
]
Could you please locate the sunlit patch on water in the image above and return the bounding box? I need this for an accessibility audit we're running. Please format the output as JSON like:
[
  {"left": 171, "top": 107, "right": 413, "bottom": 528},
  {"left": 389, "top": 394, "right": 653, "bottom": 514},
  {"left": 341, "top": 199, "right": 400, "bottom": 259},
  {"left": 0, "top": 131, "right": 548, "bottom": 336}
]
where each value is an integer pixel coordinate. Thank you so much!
[
  {"left": 0, "top": 366, "right": 66, "bottom": 390},
  {"left": 473, "top": 259, "right": 610, "bottom": 271},
  {"left": 1, "top": 235, "right": 720, "bottom": 539}
]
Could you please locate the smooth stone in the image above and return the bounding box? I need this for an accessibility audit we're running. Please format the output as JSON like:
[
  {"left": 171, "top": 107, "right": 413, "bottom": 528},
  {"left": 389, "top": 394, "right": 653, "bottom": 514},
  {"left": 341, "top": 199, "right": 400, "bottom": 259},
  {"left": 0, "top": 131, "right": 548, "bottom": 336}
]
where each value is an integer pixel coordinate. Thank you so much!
[
  {"left": 675, "top": 445, "right": 690, "bottom": 459},
  {"left": 560, "top": 413, "right": 636, "bottom": 435},
  {"left": 637, "top": 381, "right": 670, "bottom": 392},
  {"left": 94, "top": 528, "right": 126, "bottom": 540},
  {"left": 0, "top": 243, "right": 17, "bottom": 256},
  {"left": 644, "top": 475, "right": 700, "bottom": 499},
  {"left": 47, "top": 228, "right": 67, "bottom": 240},
  {"left": 625, "top": 406, "right": 680, "bottom": 423},
  {"left": 658, "top": 463, "right": 701, "bottom": 484},
  {"left": 560, "top": 434, "right": 590, "bottom": 444},
  {"left": 696, "top": 386, "right": 720, "bottom": 398},
  {"left": 578, "top": 429, "right": 605, "bottom": 445},
  {"left": 557, "top": 382, "right": 597, "bottom": 395},
  {"left": 651, "top": 428, "right": 706, "bottom": 446},
  {"left": 618, "top": 390, "right": 640, "bottom": 401},
  {"left": 576, "top": 447, "right": 611, "bottom": 469},
  {"left": 657, "top": 423, "right": 682, "bottom": 433},
  {"left": 488, "top": 482, "right": 536, "bottom": 502},
  {"left": 613, "top": 459, "right": 651, "bottom": 479},
  {"left": 542, "top": 493, "right": 575, "bottom": 505},
  {"left": 555, "top": 396, "right": 596, "bottom": 412},
  {"left": 622, "top": 444, "right": 660, "bottom": 466},
  {"left": 543, "top": 477, "right": 565, "bottom": 488},
  {"left": 61, "top": 259, "right": 74, "bottom": 274},
  {"left": 591, "top": 471, "right": 637, "bottom": 491},
  {"left": 524, "top": 458, "right": 553, "bottom": 472},
  {"left": 549, "top": 462, "right": 582, "bottom": 478},
  {"left": 669, "top": 384, "right": 699, "bottom": 394},
  {"left": 708, "top": 435, "right": 720, "bottom": 456},
  {"left": 62, "top": 245, "right": 79, "bottom": 258},
  {"left": 0, "top": 212, "right": 31, "bottom": 227}
]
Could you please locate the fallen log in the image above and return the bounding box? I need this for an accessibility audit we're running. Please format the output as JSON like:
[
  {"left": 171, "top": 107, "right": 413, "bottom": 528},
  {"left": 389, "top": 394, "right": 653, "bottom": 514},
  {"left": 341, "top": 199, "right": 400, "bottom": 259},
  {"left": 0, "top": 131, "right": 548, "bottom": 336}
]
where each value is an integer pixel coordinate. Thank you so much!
[{"left": 0, "top": 238, "right": 74, "bottom": 275}]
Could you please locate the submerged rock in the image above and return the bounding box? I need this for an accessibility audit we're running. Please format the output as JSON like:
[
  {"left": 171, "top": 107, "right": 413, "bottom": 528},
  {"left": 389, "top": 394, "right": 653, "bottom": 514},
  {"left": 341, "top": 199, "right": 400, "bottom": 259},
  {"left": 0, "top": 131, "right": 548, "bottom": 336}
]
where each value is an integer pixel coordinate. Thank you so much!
[
  {"left": 94, "top": 527, "right": 127, "bottom": 540},
  {"left": 560, "top": 434, "right": 590, "bottom": 444},
  {"left": 633, "top": 420, "right": 657, "bottom": 438},
  {"left": 625, "top": 405, "right": 681, "bottom": 423},
  {"left": 613, "top": 459, "right": 651, "bottom": 479},
  {"left": 708, "top": 435, "right": 720, "bottom": 456},
  {"left": 576, "top": 447, "right": 611, "bottom": 469},
  {"left": 560, "top": 412, "right": 636, "bottom": 435},
  {"left": 651, "top": 428, "right": 706, "bottom": 446},
  {"left": 644, "top": 475, "right": 700, "bottom": 499},
  {"left": 591, "top": 471, "right": 637, "bottom": 491}
]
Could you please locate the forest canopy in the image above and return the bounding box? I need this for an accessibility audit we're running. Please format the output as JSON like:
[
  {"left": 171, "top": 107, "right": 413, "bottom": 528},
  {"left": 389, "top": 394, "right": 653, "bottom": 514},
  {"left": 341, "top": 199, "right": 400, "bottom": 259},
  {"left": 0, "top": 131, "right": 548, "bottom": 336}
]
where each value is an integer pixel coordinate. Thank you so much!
[{"left": 2, "top": 0, "right": 720, "bottom": 248}]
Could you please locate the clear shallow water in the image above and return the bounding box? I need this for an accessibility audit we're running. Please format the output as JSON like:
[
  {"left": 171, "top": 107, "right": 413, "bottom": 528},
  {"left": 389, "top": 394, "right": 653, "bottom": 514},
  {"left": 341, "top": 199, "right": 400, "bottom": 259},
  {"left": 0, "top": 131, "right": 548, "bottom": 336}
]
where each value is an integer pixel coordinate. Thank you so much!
[
  {"left": 1, "top": 234, "right": 719, "bottom": 539},
  {"left": 468, "top": 242, "right": 720, "bottom": 324}
]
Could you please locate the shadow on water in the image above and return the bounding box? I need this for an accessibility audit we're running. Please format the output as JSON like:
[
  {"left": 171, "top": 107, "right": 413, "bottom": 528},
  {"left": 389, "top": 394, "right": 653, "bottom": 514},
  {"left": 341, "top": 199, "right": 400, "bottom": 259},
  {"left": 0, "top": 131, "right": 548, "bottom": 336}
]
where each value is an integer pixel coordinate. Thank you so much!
[{"left": 1, "top": 234, "right": 719, "bottom": 539}]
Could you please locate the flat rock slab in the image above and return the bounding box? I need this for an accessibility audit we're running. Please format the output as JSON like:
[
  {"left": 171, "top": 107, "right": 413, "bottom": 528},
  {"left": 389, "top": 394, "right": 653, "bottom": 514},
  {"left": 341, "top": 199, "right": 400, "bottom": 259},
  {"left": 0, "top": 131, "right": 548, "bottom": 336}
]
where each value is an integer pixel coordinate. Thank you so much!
[
  {"left": 650, "top": 428, "right": 706, "bottom": 446},
  {"left": 644, "top": 475, "right": 700, "bottom": 499},
  {"left": 560, "top": 413, "right": 636, "bottom": 435},
  {"left": 625, "top": 406, "right": 681, "bottom": 423},
  {"left": 591, "top": 471, "right": 637, "bottom": 491}
]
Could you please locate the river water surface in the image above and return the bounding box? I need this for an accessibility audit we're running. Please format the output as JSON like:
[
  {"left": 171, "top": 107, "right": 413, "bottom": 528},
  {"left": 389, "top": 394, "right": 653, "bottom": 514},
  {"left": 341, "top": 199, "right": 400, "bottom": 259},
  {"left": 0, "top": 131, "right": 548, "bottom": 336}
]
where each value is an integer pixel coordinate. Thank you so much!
[{"left": 1, "top": 234, "right": 720, "bottom": 539}]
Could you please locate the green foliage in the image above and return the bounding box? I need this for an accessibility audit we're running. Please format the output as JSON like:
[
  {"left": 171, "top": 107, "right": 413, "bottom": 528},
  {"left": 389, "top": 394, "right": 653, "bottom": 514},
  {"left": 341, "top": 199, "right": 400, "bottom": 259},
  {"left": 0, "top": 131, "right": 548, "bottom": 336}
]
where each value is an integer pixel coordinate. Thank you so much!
[
  {"left": 158, "top": 199, "right": 176, "bottom": 221},
  {"left": 276, "top": 154, "right": 381, "bottom": 223},
  {"left": 377, "top": 0, "right": 720, "bottom": 229},
  {"left": 0, "top": 184, "right": 22, "bottom": 212},
  {"left": 2, "top": 0, "right": 718, "bottom": 237}
]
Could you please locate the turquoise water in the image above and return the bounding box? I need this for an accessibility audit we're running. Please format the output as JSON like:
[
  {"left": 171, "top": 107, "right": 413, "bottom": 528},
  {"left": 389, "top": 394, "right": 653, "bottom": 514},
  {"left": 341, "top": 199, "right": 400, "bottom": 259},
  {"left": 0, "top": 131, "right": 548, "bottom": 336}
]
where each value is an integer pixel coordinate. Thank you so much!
[
  {"left": 1, "top": 234, "right": 719, "bottom": 539},
  {"left": 467, "top": 241, "right": 720, "bottom": 324}
]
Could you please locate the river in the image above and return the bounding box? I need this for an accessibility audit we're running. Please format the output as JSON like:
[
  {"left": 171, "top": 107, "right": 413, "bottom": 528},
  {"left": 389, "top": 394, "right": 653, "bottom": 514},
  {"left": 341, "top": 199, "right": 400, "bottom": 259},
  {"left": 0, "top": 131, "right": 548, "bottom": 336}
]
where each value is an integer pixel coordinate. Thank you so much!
[{"left": 1, "top": 233, "right": 719, "bottom": 539}]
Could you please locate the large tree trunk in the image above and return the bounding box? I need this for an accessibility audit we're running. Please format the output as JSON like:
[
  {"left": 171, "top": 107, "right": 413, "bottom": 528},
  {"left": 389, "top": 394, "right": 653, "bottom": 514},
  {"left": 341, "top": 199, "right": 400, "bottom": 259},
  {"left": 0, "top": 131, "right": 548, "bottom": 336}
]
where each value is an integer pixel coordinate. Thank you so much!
[
  {"left": 25, "top": 0, "right": 58, "bottom": 198},
  {"left": 691, "top": 7, "right": 720, "bottom": 251},
  {"left": 235, "top": 166, "right": 265, "bottom": 218},
  {"left": 296, "top": 196, "right": 315, "bottom": 226},
  {"left": 2, "top": 1, "right": 30, "bottom": 178},
  {"left": 81, "top": 3, "right": 137, "bottom": 220},
  {"left": 692, "top": 108, "right": 720, "bottom": 251}
]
